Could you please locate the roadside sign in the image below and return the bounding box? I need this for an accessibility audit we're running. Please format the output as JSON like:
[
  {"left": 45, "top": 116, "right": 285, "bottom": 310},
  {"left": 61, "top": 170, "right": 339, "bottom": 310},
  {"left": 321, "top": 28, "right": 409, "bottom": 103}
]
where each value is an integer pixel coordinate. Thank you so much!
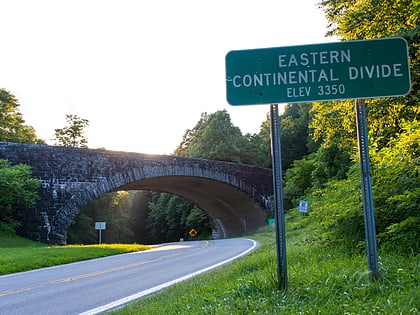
[
  {"left": 95, "top": 222, "right": 106, "bottom": 244},
  {"left": 298, "top": 200, "right": 308, "bottom": 213},
  {"left": 226, "top": 37, "right": 411, "bottom": 105},
  {"left": 189, "top": 228, "right": 197, "bottom": 237},
  {"left": 95, "top": 222, "right": 106, "bottom": 230},
  {"left": 224, "top": 37, "right": 409, "bottom": 287}
]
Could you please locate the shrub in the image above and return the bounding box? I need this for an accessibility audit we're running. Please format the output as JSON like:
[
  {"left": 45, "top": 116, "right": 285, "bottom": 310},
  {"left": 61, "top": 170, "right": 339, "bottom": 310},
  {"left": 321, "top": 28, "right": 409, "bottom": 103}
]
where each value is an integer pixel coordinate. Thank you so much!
[{"left": 0, "top": 160, "right": 40, "bottom": 233}]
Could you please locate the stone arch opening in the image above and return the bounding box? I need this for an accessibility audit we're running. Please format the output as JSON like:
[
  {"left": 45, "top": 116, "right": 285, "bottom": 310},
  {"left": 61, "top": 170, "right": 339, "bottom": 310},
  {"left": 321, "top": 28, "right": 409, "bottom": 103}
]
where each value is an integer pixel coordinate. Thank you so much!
[{"left": 116, "top": 176, "right": 267, "bottom": 239}]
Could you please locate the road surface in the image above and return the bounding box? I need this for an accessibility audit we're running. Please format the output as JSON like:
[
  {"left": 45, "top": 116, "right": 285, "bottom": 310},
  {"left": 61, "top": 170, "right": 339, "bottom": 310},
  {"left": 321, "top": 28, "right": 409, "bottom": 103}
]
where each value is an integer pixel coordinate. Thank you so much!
[{"left": 0, "top": 238, "right": 258, "bottom": 314}]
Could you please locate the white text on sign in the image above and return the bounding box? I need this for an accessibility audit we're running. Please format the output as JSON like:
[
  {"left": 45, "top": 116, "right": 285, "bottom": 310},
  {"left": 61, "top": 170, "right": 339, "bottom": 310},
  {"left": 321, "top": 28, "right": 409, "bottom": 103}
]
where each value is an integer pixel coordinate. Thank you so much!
[
  {"left": 226, "top": 38, "right": 411, "bottom": 105},
  {"left": 231, "top": 48, "right": 404, "bottom": 100}
]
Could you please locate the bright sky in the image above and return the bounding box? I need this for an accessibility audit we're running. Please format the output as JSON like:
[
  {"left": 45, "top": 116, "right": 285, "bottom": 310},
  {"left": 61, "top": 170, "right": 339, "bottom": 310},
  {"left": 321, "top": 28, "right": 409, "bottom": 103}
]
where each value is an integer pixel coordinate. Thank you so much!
[{"left": 1, "top": 0, "right": 336, "bottom": 155}]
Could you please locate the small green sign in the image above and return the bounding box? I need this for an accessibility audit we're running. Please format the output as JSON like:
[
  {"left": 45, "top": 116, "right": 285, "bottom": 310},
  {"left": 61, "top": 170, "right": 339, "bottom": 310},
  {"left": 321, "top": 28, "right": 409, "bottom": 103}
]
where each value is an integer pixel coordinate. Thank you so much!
[{"left": 226, "top": 37, "right": 411, "bottom": 105}]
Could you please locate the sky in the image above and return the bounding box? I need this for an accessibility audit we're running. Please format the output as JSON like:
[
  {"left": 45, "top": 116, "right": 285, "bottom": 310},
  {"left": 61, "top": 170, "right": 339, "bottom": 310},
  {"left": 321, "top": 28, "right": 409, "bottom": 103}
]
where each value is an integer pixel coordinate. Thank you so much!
[{"left": 1, "top": 0, "right": 337, "bottom": 155}]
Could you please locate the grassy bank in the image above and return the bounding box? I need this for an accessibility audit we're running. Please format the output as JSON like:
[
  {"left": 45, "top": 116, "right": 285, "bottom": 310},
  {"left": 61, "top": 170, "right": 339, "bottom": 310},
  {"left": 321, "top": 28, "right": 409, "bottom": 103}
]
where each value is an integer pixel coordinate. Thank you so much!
[
  {"left": 1, "top": 212, "right": 418, "bottom": 313},
  {"left": 112, "top": 211, "right": 419, "bottom": 314},
  {"left": 0, "top": 233, "right": 150, "bottom": 275}
]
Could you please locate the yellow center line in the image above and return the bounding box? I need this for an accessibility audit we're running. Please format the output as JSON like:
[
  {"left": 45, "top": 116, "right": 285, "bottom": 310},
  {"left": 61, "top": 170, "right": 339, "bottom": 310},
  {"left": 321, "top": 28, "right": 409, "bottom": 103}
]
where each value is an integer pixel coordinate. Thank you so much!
[{"left": 0, "top": 241, "right": 209, "bottom": 298}]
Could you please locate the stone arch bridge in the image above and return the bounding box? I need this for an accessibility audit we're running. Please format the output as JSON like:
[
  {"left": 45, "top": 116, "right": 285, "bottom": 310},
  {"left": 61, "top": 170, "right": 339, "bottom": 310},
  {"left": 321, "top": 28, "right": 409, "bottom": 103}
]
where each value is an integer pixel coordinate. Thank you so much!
[{"left": 0, "top": 142, "right": 273, "bottom": 245}]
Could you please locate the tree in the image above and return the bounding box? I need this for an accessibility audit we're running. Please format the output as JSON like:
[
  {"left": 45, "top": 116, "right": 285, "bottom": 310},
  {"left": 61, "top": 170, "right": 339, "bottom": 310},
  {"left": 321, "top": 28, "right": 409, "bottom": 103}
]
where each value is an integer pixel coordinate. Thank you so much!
[
  {"left": 370, "top": 120, "right": 420, "bottom": 254},
  {"left": 0, "top": 160, "right": 40, "bottom": 233},
  {"left": 317, "top": 0, "right": 420, "bottom": 148},
  {"left": 0, "top": 88, "right": 41, "bottom": 144},
  {"left": 172, "top": 111, "right": 254, "bottom": 242},
  {"left": 319, "top": 0, "right": 419, "bottom": 40},
  {"left": 308, "top": 0, "right": 420, "bottom": 183},
  {"left": 242, "top": 130, "right": 271, "bottom": 168},
  {"left": 67, "top": 191, "right": 146, "bottom": 244},
  {"left": 186, "top": 206, "right": 212, "bottom": 236},
  {"left": 245, "top": 114, "right": 272, "bottom": 168},
  {"left": 174, "top": 113, "right": 208, "bottom": 157},
  {"left": 304, "top": 0, "right": 420, "bottom": 252},
  {"left": 283, "top": 155, "right": 317, "bottom": 210},
  {"left": 146, "top": 192, "right": 211, "bottom": 243},
  {"left": 307, "top": 120, "right": 420, "bottom": 253},
  {"left": 280, "top": 103, "right": 317, "bottom": 170},
  {"left": 66, "top": 211, "right": 96, "bottom": 244},
  {"left": 175, "top": 110, "right": 247, "bottom": 163},
  {"left": 53, "top": 114, "right": 89, "bottom": 147}
]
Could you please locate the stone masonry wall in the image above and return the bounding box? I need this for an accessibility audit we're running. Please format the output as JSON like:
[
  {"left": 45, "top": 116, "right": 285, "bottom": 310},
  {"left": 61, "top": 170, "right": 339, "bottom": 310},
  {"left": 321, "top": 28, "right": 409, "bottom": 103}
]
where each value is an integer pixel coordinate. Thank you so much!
[{"left": 0, "top": 142, "right": 273, "bottom": 244}]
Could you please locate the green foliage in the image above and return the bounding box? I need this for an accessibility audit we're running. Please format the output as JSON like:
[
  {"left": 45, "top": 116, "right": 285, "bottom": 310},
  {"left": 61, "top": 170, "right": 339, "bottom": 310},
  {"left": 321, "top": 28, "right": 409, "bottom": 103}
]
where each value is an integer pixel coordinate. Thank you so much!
[
  {"left": 297, "top": 121, "right": 420, "bottom": 252},
  {"left": 318, "top": 0, "right": 420, "bottom": 145},
  {"left": 312, "top": 143, "right": 352, "bottom": 184},
  {"left": 370, "top": 120, "right": 420, "bottom": 254},
  {"left": 174, "top": 109, "right": 281, "bottom": 167},
  {"left": 0, "top": 89, "right": 43, "bottom": 232},
  {"left": 308, "top": 167, "right": 364, "bottom": 248},
  {"left": 280, "top": 103, "right": 317, "bottom": 169},
  {"left": 242, "top": 130, "right": 272, "bottom": 168},
  {"left": 68, "top": 191, "right": 148, "bottom": 244},
  {"left": 186, "top": 207, "right": 211, "bottom": 235},
  {"left": 379, "top": 216, "right": 420, "bottom": 254},
  {"left": 283, "top": 145, "right": 352, "bottom": 212},
  {"left": 0, "top": 88, "right": 41, "bottom": 144},
  {"left": 291, "top": 0, "right": 420, "bottom": 254},
  {"left": 69, "top": 190, "right": 213, "bottom": 245},
  {"left": 247, "top": 114, "right": 272, "bottom": 168},
  {"left": 0, "top": 159, "right": 40, "bottom": 233},
  {"left": 241, "top": 104, "right": 316, "bottom": 170},
  {"left": 283, "top": 154, "right": 316, "bottom": 210},
  {"left": 174, "top": 110, "right": 250, "bottom": 163},
  {"left": 53, "top": 114, "right": 89, "bottom": 147},
  {"left": 168, "top": 109, "right": 276, "bottom": 242},
  {"left": 308, "top": 100, "right": 354, "bottom": 184},
  {"left": 320, "top": 0, "right": 418, "bottom": 40},
  {"left": 146, "top": 192, "right": 212, "bottom": 243},
  {"left": 175, "top": 105, "right": 315, "bottom": 169},
  {"left": 67, "top": 212, "right": 96, "bottom": 244},
  {"left": 310, "top": 100, "right": 356, "bottom": 151}
]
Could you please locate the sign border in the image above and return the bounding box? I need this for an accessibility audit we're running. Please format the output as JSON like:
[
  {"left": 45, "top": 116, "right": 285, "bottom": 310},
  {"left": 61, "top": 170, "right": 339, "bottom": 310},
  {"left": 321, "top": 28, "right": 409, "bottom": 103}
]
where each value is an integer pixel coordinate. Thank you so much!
[{"left": 226, "top": 37, "right": 411, "bottom": 106}]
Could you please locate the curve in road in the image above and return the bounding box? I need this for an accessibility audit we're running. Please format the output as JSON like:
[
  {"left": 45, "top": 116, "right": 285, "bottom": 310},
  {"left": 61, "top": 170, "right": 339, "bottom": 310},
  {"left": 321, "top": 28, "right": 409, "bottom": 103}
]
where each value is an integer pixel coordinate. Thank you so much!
[{"left": 0, "top": 238, "right": 259, "bottom": 314}]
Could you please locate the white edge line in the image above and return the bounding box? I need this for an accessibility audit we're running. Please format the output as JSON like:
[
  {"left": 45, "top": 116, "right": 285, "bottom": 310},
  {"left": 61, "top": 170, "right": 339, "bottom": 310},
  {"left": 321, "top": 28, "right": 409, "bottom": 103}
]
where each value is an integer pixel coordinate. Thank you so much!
[{"left": 79, "top": 239, "right": 258, "bottom": 315}]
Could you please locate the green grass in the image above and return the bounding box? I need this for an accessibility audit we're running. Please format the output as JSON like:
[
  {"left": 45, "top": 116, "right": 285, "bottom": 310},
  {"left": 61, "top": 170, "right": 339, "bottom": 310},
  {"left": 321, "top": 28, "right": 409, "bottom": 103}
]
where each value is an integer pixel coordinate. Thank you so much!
[
  {"left": 111, "top": 211, "right": 419, "bottom": 314},
  {"left": 0, "top": 233, "right": 151, "bottom": 275},
  {"left": 1, "top": 213, "right": 418, "bottom": 314}
]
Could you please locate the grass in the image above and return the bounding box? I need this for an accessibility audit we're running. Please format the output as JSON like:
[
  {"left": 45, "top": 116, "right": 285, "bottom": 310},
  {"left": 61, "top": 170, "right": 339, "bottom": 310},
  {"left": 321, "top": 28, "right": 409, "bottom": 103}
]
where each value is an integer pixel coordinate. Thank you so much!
[
  {"left": 1, "top": 213, "right": 418, "bottom": 314},
  {"left": 0, "top": 233, "right": 151, "bottom": 275},
  {"left": 111, "top": 211, "right": 419, "bottom": 314}
]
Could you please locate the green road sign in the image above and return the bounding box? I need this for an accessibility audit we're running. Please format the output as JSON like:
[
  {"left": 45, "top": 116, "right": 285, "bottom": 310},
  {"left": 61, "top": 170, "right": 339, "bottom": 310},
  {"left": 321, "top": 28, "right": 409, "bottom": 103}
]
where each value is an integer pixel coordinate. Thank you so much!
[{"left": 225, "top": 37, "right": 411, "bottom": 105}]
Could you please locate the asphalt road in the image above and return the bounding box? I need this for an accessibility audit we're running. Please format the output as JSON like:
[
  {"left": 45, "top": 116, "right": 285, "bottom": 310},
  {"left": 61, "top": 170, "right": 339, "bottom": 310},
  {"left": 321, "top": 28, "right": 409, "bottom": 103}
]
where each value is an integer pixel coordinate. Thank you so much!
[{"left": 0, "top": 238, "right": 258, "bottom": 314}]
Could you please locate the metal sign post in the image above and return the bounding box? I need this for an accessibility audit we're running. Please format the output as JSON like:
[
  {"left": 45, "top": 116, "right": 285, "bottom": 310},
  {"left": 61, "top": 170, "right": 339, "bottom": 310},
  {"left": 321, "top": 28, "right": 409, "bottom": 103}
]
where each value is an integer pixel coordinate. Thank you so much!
[
  {"left": 270, "top": 104, "right": 288, "bottom": 289},
  {"left": 355, "top": 99, "right": 380, "bottom": 279}
]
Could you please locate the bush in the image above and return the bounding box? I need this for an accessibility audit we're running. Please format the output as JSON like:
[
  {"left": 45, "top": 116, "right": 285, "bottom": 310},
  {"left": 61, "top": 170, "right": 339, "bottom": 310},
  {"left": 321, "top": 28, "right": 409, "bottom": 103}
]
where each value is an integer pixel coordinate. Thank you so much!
[
  {"left": 283, "top": 155, "right": 316, "bottom": 210},
  {"left": 0, "top": 159, "right": 40, "bottom": 233},
  {"left": 379, "top": 217, "right": 420, "bottom": 255},
  {"left": 308, "top": 167, "right": 364, "bottom": 248}
]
